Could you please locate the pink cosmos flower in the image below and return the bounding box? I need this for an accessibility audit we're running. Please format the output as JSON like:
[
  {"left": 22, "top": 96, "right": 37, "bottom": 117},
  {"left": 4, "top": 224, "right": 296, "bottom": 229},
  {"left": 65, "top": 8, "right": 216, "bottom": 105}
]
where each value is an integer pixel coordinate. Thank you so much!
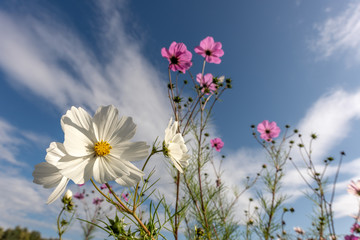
[
  {"left": 161, "top": 42, "right": 192, "bottom": 73},
  {"left": 345, "top": 235, "right": 359, "bottom": 240},
  {"left": 78, "top": 183, "right": 85, "bottom": 187},
  {"left": 257, "top": 120, "right": 281, "bottom": 142},
  {"left": 74, "top": 192, "right": 85, "bottom": 200},
  {"left": 196, "top": 73, "right": 217, "bottom": 95},
  {"left": 351, "top": 223, "right": 360, "bottom": 233},
  {"left": 121, "top": 193, "right": 129, "bottom": 202},
  {"left": 210, "top": 138, "right": 224, "bottom": 152},
  {"left": 194, "top": 36, "right": 224, "bottom": 64},
  {"left": 93, "top": 197, "right": 104, "bottom": 205}
]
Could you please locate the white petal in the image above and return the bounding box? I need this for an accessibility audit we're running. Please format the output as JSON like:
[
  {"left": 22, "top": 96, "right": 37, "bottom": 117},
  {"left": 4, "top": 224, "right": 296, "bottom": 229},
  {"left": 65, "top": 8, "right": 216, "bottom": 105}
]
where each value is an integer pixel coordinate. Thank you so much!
[
  {"left": 115, "top": 173, "right": 141, "bottom": 187},
  {"left": 93, "top": 156, "right": 126, "bottom": 183},
  {"left": 92, "top": 105, "right": 121, "bottom": 141},
  {"left": 33, "top": 162, "right": 63, "bottom": 188},
  {"left": 111, "top": 141, "right": 149, "bottom": 162},
  {"left": 45, "top": 142, "right": 66, "bottom": 166},
  {"left": 63, "top": 122, "right": 95, "bottom": 157},
  {"left": 108, "top": 117, "right": 137, "bottom": 145},
  {"left": 47, "top": 177, "right": 70, "bottom": 204},
  {"left": 61, "top": 106, "right": 92, "bottom": 132},
  {"left": 58, "top": 154, "right": 94, "bottom": 184}
]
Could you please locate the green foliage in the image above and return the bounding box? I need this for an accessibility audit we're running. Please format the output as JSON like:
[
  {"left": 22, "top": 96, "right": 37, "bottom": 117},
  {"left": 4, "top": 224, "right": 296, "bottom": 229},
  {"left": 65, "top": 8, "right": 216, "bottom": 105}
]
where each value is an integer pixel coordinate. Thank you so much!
[{"left": 0, "top": 226, "right": 55, "bottom": 240}]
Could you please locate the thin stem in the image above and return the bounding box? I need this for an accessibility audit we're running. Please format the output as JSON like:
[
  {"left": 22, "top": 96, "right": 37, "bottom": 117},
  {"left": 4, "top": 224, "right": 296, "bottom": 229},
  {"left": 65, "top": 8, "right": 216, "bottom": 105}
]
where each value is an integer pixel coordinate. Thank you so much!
[{"left": 57, "top": 207, "right": 65, "bottom": 240}]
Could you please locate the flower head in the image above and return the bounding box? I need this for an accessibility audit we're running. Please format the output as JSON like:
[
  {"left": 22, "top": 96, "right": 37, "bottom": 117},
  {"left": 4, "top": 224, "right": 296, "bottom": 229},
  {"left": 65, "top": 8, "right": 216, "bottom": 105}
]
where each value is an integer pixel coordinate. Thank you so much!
[
  {"left": 345, "top": 234, "right": 359, "bottom": 240},
  {"left": 121, "top": 193, "right": 129, "bottom": 202},
  {"left": 161, "top": 42, "right": 192, "bottom": 73},
  {"left": 257, "top": 120, "right": 281, "bottom": 142},
  {"left": 63, "top": 189, "right": 73, "bottom": 201},
  {"left": 33, "top": 105, "right": 150, "bottom": 203},
  {"left": 293, "top": 227, "right": 304, "bottom": 235},
  {"left": 196, "top": 73, "right": 217, "bottom": 95},
  {"left": 348, "top": 180, "right": 360, "bottom": 196},
  {"left": 210, "top": 138, "right": 224, "bottom": 152},
  {"left": 74, "top": 192, "right": 85, "bottom": 200},
  {"left": 163, "top": 118, "right": 190, "bottom": 173},
  {"left": 93, "top": 197, "right": 104, "bottom": 205},
  {"left": 351, "top": 223, "right": 360, "bottom": 233},
  {"left": 194, "top": 36, "right": 224, "bottom": 64}
]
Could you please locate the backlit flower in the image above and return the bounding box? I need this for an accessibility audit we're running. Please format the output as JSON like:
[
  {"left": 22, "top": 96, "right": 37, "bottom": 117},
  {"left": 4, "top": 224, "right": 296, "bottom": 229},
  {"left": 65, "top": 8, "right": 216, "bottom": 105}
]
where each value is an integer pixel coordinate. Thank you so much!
[
  {"left": 257, "top": 120, "right": 281, "bottom": 142},
  {"left": 56, "top": 105, "right": 149, "bottom": 185},
  {"left": 196, "top": 73, "right": 217, "bottom": 95},
  {"left": 348, "top": 180, "right": 360, "bottom": 196},
  {"left": 63, "top": 189, "right": 73, "bottom": 201},
  {"left": 161, "top": 42, "right": 192, "bottom": 73},
  {"left": 194, "top": 36, "right": 224, "bottom": 64},
  {"left": 163, "top": 118, "right": 190, "bottom": 173},
  {"left": 210, "top": 138, "right": 224, "bottom": 152},
  {"left": 33, "top": 105, "right": 150, "bottom": 203}
]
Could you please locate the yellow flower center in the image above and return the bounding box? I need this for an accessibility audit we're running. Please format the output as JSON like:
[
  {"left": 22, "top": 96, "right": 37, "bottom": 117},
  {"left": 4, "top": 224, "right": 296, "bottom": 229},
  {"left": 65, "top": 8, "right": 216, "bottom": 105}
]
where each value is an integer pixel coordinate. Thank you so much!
[{"left": 94, "top": 140, "right": 112, "bottom": 156}]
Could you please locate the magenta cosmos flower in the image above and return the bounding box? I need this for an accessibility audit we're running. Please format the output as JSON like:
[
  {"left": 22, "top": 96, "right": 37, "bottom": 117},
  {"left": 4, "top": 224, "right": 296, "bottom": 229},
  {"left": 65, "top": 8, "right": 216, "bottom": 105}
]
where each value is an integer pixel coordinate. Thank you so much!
[
  {"left": 196, "top": 73, "right": 217, "bottom": 95},
  {"left": 74, "top": 192, "right": 85, "bottom": 200},
  {"left": 348, "top": 180, "right": 360, "bottom": 196},
  {"left": 351, "top": 223, "right": 360, "bottom": 233},
  {"left": 345, "top": 235, "right": 360, "bottom": 240},
  {"left": 194, "top": 36, "right": 224, "bottom": 64},
  {"left": 211, "top": 138, "right": 224, "bottom": 152},
  {"left": 257, "top": 120, "right": 281, "bottom": 142},
  {"left": 161, "top": 42, "right": 192, "bottom": 73},
  {"left": 93, "top": 197, "right": 104, "bottom": 205}
]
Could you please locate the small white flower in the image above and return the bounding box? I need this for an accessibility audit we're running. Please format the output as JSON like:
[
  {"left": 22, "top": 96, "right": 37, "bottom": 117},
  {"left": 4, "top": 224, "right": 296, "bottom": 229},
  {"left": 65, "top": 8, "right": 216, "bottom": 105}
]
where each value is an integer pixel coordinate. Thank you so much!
[
  {"left": 64, "top": 189, "right": 73, "bottom": 200},
  {"left": 218, "top": 75, "right": 225, "bottom": 83},
  {"left": 164, "top": 118, "right": 189, "bottom": 173},
  {"left": 33, "top": 105, "right": 150, "bottom": 203}
]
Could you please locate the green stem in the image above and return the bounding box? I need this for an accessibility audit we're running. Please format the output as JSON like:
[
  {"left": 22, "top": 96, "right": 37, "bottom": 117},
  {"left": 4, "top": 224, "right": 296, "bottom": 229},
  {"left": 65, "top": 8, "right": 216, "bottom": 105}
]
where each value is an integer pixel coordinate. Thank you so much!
[{"left": 57, "top": 207, "right": 65, "bottom": 240}]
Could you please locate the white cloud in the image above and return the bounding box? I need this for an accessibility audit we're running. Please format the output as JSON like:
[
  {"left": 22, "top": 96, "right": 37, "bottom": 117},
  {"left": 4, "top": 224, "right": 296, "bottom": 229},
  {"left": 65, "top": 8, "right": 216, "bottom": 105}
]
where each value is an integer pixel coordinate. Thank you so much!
[
  {"left": 312, "top": 1, "right": 360, "bottom": 62},
  {"left": 0, "top": 1, "right": 170, "bottom": 143},
  {"left": 0, "top": 118, "right": 50, "bottom": 165}
]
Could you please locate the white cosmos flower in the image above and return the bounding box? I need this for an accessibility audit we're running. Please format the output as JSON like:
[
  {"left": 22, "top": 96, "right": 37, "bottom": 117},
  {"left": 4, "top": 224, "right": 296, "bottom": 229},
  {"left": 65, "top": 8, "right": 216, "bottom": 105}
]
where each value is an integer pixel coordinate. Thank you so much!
[
  {"left": 64, "top": 189, "right": 73, "bottom": 200},
  {"left": 164, "top": 118, "right": 190, "bottom": 173},
  {"left": 33, "top": 105, "right": 149, "bottom": 203}
]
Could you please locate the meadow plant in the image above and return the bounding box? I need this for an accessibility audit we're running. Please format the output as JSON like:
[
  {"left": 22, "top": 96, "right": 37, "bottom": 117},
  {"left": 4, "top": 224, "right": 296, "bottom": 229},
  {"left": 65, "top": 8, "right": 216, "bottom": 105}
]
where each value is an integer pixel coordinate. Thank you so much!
[{"left": 32, "top": 36, "right": 356, "bottom": 240}]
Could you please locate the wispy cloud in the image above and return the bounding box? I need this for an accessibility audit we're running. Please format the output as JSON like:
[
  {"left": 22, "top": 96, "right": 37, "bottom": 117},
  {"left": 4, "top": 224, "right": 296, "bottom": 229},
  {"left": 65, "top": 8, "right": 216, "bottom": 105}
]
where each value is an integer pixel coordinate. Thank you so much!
[
  {"left": 0, "top": 118, "right": 49, "bottom": 165},
  {"left": 0, "top": 1, "right": 170, "bottom": 143},
  {"left": 312, "top": 1, "right": 360, "bottom": 62}
]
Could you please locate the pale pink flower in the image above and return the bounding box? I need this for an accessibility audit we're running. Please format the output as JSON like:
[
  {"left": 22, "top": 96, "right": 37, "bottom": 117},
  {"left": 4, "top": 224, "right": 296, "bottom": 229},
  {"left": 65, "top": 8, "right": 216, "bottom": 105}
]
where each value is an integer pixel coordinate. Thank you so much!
[
  {"left": 210, "top": 138, "right": 224, "bottom": 152},
  {"left": 161, "top": 42, "right": 192, "bottom": 73},
  {"left": 121, "top": 193, "right": 129, "bottom": 202},
  {"left": 257, "top": 120, "right": 281, "bottom": 142},
  {"left": 348, "top": 180, "right": 360, "bottom": 196},
  {"left": 78, "top": 183, "right": 85, "bottom": 187},
  {"left": 100, "top": 183, "right": 108, "bottom": 190},
  {"left": 92, "top": 197, "right": 103, "bottom": 205},
  {"left": 196, "top": 73, "right": 217, "bottom": 95},
  {"left": 345, "top": 235, "right": 359, "bottom": 240},
  {"left": 74, "top": 192, "right": 85, "bottom": 200},
  {"left": 194, "top": 36, "right": 224, "bottom": 64}
]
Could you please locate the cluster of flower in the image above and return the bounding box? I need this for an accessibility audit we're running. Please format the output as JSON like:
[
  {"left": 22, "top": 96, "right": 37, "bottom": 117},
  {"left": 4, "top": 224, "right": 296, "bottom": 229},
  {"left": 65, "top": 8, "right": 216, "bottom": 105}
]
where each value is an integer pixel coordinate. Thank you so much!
[{"left": 345, "top": 181, "right": 360, "bottom": 240}]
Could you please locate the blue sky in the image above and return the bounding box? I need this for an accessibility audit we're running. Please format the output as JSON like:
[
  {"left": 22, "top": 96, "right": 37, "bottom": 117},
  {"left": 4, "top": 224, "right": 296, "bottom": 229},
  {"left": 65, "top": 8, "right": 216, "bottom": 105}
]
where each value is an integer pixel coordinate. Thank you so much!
[{"left": 1, "top": 0, "right": 360, "bottom": 238}]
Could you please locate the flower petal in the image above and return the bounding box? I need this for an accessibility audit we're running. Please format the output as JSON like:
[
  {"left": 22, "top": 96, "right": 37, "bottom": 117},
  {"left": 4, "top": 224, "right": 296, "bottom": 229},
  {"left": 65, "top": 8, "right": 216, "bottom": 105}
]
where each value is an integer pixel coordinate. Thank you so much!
[
  {"left": 93, "top": 105, "right": 121, "bottom": 141},
  {"left": 61, "top": 106, "right": 93, "bottom": 132},
  {"left": 33, "top": 162, "right": 63, "bottom": 188},
  {"left": 108, "top": 116, "right": 137, "bottom": 145},
  {"left": 92, "top": 155, "right": 128, "bottom": 183},
  {"left": 110, "top": 141, "right": 149, "bottom": 162},
  {"left": 47, "top": 177, "right": 70, "bottom": 204},
  {"left": 45, "top": 142, "right": 66, "bottom": 166},
  {"left": 58, "top": 154, "right": 94, "bottom": 184},
  {"left": 62, "top": 120, "right": 95, "bottom": 157}
]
